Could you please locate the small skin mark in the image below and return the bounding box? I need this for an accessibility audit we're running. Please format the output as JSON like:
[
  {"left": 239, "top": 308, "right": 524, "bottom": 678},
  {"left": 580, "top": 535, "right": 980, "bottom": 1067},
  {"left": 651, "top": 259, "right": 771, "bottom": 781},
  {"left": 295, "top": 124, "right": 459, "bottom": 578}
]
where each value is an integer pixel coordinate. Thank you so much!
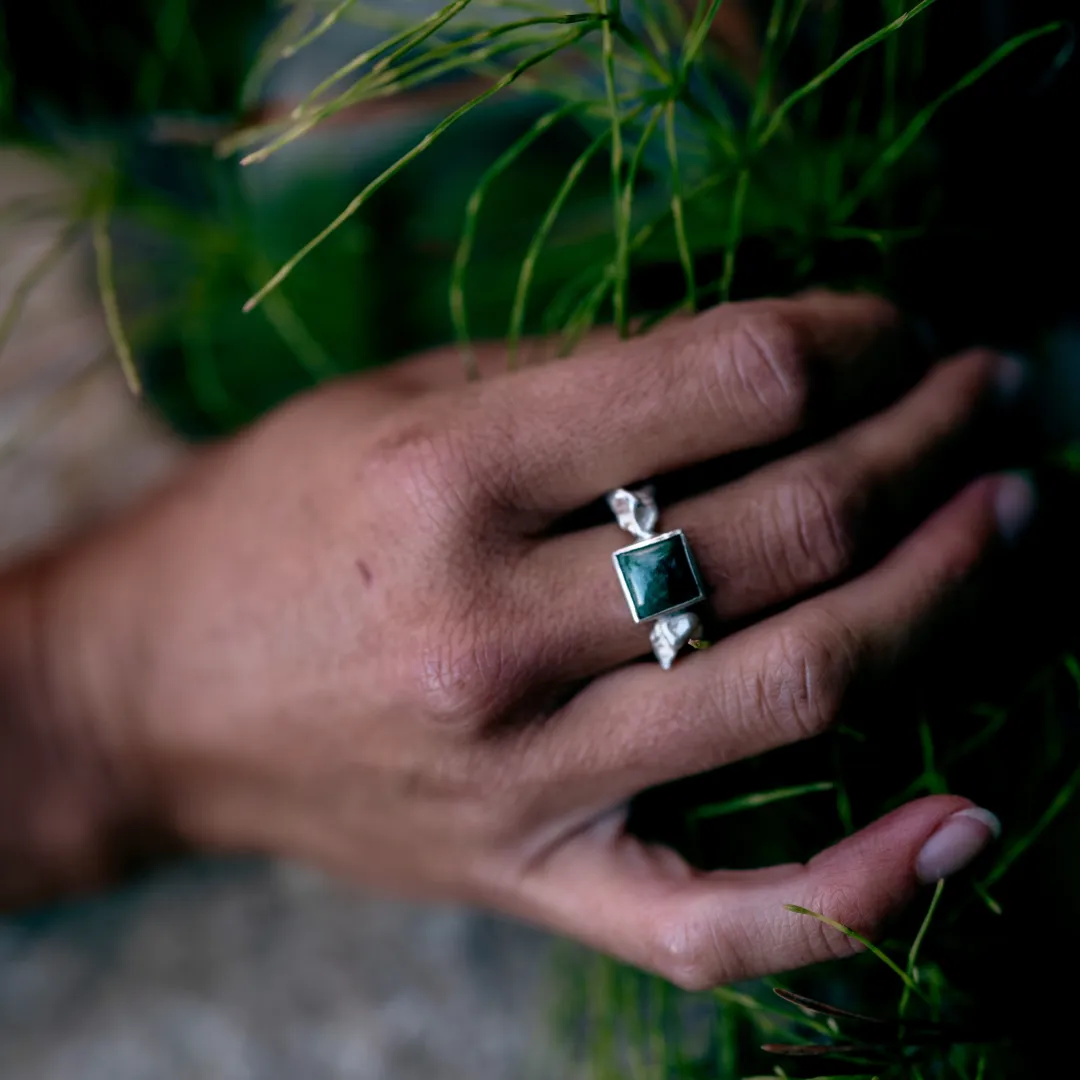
[{"left": 355, "top": 559, "right": 374, "bottom": 586}]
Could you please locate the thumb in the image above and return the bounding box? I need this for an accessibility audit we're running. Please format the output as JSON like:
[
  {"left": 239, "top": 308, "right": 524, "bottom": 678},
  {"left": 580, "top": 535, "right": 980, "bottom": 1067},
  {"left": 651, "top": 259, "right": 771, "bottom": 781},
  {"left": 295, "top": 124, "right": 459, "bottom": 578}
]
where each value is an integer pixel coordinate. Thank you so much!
[{"left": 513, "top": 795, "right": 999, "bottom": 990}]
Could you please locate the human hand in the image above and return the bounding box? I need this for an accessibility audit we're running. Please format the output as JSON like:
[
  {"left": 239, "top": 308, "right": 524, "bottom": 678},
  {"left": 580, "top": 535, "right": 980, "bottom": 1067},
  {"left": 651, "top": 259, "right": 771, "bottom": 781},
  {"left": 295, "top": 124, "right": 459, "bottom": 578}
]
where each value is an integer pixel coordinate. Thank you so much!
[{"left": 9, "top": 293, "right": 1026, "bottom": 987}]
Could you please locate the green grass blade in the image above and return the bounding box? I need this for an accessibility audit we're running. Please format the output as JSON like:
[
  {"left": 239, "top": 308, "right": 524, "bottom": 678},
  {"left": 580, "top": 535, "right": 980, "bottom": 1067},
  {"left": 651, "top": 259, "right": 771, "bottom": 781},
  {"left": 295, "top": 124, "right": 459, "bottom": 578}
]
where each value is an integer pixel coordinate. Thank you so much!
[
  {"left": 898, "top": 878, "right": 944, "bottom": 1018},
  {"left": 507, "top": 107, "right": 644, "bottom": 365},
  {"left": 660, "top": 99, "right": 695, "bottom": 311},
  {"left": 295, "top": 0, "right": 474, "bottom": 109},
  {"left": 720, "top": 165, "right": 749, "bottom": 301},
  {"left": 559, "top": 169, "right": 728, "bottom": 352},
  {"left": 0, "top": 219, "right": 81, "bottom": 361},
  {"left": 663, "top": 99, "right": 696, "bottom": 310},
  {"left": 451, "top": 101, "right": 584, "bottom": 374},
  {"left": 783, "top": 905, "right": 924, "bottom": 998},
  {"left": 323, "top": 12, "right": 603, "bottom": 112},
  {"left": 246, "top": 259, "right": 338, "bottom": 381},
  {"left": 749, "top": 0, "right": 788, "bottom": 134},
  {"left": 918, "top": 715, "right": 947, "bottom": 795},
  {"left": 244, "top": 29, "right": 588, "bottom": 313},
  {"left": 757, "top": 0, "right": 940, "bottom": 150},
  {"left": 982, "top": 760, "right": 1080, "bottom": 888},
  {"left": 91, "top": 201, "right": 141, "bottom": 395},
  {"left": 241, "top": 3, "right": 319, "bottom": 106},
  {"left": 836, "top": 22, "right": 1063, "bottom": 220},
  {"left": 281, "top": 0, "right": 361, "bottom": 59},
  {"left": 1064, "top": 653, "right": 1080, "bottom": 707},
  {"left": 616, "top": 99, "right": 664, "bottom": 308},
  {"left": 679, "top": 0, "right": 725, "bottom": 80},
  {"left": 691, "top": 782, "right": 834, "bottom": 821},
  {"left": 600, "top": 0, "right": 628, "bottom": 336},
  {"left": 245, "top": 20, "right": 551, "bottom": 166},
  {"left": 612, "top": 19, "right": 674, "bottom": 85},
  {"left": 365, "top": 14, "right": 602, "bottom": 101},
  {"left": 972, "top": 880, "right": 1002, "bottom": 916}
]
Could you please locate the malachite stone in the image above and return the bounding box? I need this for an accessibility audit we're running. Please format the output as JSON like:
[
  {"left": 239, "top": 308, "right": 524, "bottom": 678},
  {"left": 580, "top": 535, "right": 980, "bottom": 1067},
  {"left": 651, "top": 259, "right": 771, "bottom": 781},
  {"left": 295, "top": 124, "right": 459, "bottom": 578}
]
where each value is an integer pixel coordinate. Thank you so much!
[{"left": 614, "top": 531, "right": 705, "bottom": 622}]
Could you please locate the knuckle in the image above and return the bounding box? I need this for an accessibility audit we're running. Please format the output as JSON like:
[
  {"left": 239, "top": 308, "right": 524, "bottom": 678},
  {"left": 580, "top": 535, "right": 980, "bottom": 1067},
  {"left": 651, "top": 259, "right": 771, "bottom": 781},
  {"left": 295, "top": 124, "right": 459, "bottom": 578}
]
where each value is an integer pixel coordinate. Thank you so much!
[
  {"left": 409, "top": 618, "right": 517, "bottom": 730},
  {"left": 772, "top": 464, "right": 857, "bottom": 586},
  {"left": 649, "top": 917, "right": 725, "bottom": 991},
  {"left": 364, "top": 410, "right": 494, "bottom": 531},
  {"left": 755, "top": 610, "right": 861, "bottom": 741},
  {"left": 722, "top": 310, "right": 810, "bottom": 435}
]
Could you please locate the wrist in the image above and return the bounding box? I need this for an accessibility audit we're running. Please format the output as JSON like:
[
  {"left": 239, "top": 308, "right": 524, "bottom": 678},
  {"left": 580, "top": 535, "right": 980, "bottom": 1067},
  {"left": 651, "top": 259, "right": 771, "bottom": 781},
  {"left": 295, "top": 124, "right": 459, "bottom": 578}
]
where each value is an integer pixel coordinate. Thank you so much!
[{"left": 0, "top": 547, "right": 167, "bottom": 907}]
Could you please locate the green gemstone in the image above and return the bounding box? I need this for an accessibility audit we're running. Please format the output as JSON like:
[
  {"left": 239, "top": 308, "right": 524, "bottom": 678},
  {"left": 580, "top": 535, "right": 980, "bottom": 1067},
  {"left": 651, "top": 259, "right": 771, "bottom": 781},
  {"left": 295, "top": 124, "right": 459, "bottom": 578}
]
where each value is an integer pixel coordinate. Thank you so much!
[{"left": 615, "top": 532, "right": 704, "bottom": 621}]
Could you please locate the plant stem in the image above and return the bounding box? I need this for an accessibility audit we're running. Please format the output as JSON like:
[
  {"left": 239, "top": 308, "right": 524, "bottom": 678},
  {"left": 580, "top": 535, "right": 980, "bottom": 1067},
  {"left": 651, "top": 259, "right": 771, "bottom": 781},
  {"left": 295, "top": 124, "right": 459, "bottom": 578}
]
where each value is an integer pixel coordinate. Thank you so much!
[
  {"left": 244, "top": 29, "right": 589, "bottom": 313},
  {"left": 784, "top": 905, "right": 925, "bottom": 998},
  {"left": 664, "top": 99, "right": 696, "bottom": 311},
  {"left": 451, "top": 100, "right": 584, "bottom": 375},
  {"left": 600, "top": 0, "right": 628, "bottom": 336},
  {"left": 756, "top": 0, "right": 940, "bottom": 150},
  {"left": 720, "top": 165, "right": 749, "bottom": 301},
  {"left": 91, "top": 200, "right": 141, "bottom": 395},
  {"left": 899, "top": 878, "right": 945, "bottom": 1018}
]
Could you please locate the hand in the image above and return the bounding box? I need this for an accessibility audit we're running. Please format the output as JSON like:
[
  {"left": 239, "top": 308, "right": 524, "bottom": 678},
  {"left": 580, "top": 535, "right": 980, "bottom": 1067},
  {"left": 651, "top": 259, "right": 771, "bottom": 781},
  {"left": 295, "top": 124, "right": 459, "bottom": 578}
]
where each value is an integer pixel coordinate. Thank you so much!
[{"left": 8, "top": 293, "right": 1026, "bottom": 988}]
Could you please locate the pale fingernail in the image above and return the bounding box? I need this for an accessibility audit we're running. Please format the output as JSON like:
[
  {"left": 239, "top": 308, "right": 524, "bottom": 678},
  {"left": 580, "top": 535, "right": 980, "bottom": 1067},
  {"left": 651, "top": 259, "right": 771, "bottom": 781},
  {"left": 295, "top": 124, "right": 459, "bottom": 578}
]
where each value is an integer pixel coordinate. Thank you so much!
[
  {"left": 915, "top": 807, "right": 1001, "bottom": 885},
  {"left": 994, "top": 471, "right": 1036, "bottom": 543},
  {"left": 994, "top": 354, "right": 1028, "bottom": 404}
]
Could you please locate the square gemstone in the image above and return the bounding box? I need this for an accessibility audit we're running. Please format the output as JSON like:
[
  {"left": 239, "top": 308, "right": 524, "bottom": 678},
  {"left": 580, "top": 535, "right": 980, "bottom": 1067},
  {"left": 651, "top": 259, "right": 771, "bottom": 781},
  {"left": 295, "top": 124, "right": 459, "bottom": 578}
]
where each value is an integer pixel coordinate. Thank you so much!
[{"left": 613, "top": 531, "right": 705, "bottom": 622}]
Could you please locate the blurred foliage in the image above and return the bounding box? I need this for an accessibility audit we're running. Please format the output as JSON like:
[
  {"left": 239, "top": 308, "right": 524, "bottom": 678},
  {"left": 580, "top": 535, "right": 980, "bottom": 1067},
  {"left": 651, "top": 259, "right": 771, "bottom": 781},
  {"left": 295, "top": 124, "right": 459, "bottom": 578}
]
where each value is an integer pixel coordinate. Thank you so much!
[{"left": 2, "top": 1, "right": 1080, "bottom": 1078}]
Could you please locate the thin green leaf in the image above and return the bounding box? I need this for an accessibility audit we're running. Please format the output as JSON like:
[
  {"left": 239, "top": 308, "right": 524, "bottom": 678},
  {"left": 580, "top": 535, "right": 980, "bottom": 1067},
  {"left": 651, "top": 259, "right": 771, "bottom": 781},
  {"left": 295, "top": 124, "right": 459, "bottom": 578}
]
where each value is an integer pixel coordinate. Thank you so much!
[
  {"left": 982, "top": 760, "right": 1080, "bottom": 888},
  {"left": 716, "top": 985, "right": 834, "bottom": 1039},
  {"left": 299, "top": 10, "right": 602, "bottom": 121},
  {"left": 617, "top": 100, "right": 664, "bottom": 290},
  {"left": 246, "top": 259, "right": 338, "bottom": 381},
  {"left": 692, "top": 782, "right": 834, "bottom": 821},
  {"left": 664, "top": 99, "right": 696, "bottom": 310},
  {"left": 243, "top": 19, "right": 569, "bottom": 166},
  {"left": 244, "top": 29, "right": 588, "bottom": 312},
  {"left": 600, "top": 0, "right": 628, "bottom": 336},
  {"left": 749, "top": 0, "right": 788, "bottom": 133},
  {"left": 294, "top": 0, "right": 474, "bottom": 110},
  {"left": 783, "top": 906, "right": 924, "bottom": 998},
  {"left": 91, "top": 201, "right": 141, "bottom": 395},
  {"left": 720, "top": 165, "right": 749, "bottom": 301},
  {"left": 282, "top": 0, "right": 361, "bottom": 58},
  {"left": 241, "top": 2, "right": 318, "bottom": 106},
  {"left": 836, "top": 22, "right": 1063, "bottom": 220},
  {"left": 559, "top": 169, "right": 728, "bottom": 352},
  {"left": 972, "top": 880, "right": 1003, "bottom": 916},
  {"left": 899, "top": 878, "right": 945, "bottom": 1018},
  {"left": 451, "top": 100, "right": 584, "bottom": 374},
  {"left": 757, "top": 0, "right": 940, "bottom": 150},
  {"left": 679, "top": 0, "right": 725, "bottom": 79},
  {"left": 0, "top": 219, "right": 81, "bottom": 361},
  {"left": 507, "top": 126, "right": 613, "bottom": 366},
  {"left": 1065, "top": 653, "right": 1080, "bottom": 707}
]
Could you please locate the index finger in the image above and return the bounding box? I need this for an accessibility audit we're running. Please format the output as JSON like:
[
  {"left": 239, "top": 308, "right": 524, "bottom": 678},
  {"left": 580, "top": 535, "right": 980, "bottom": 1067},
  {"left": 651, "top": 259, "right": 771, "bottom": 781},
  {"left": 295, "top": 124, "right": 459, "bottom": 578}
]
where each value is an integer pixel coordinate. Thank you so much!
[{"left": 476, "top": 292, "right": 908, "bottom": 515}]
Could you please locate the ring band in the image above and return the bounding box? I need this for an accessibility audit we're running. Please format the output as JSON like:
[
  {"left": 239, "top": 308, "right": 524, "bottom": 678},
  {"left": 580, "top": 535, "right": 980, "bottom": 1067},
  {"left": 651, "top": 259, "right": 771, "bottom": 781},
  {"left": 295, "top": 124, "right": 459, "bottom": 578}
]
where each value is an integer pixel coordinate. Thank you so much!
[{"left": 607, "top": 487, "right": 707, "bottom": 670}]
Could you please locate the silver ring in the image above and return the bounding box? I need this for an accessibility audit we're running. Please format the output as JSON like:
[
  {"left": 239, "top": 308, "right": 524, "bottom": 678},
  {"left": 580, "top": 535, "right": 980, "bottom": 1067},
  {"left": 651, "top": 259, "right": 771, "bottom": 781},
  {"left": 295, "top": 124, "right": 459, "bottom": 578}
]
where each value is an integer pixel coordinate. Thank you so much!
[{"left": 607, "top": 486, "right": 707, "bottom": 670}]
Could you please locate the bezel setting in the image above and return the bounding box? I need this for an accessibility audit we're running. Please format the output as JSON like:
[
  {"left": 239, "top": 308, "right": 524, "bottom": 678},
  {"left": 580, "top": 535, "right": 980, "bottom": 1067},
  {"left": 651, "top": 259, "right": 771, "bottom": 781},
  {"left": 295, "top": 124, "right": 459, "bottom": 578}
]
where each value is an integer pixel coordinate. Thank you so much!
[{"left": 612, "top": 529, "right": 707, "bottom": 623}]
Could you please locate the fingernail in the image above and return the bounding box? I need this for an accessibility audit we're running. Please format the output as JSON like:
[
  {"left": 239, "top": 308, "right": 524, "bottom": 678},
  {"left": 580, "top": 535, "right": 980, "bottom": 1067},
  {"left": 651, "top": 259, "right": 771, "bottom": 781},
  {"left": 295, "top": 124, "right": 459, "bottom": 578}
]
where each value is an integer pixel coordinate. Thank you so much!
[
  {"left": 994, "top": 471, "right": 1037, "bottom": 543},
  {"left": 916, "top": 807, "right": 1001, "bottom": 885},
  {"left": 994, "top": 354, "right": 1028, "bottom": 404}
]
